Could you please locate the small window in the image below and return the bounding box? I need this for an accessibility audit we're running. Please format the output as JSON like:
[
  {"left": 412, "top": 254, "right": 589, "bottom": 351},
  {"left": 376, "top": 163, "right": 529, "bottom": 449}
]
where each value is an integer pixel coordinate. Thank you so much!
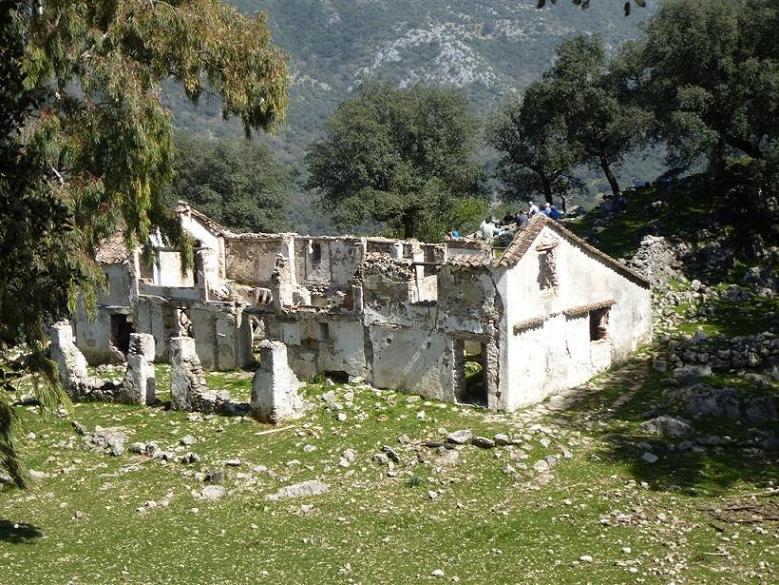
[
  {"left": 538, "top": 249, "right": 558, "bottom": 291},
  {"left": 317, "top": 322, "right": 330, "bottom": 341},
  {"left": 589, "top": 308, "right": 609, "bottom": 341},
  {"left": 311, "top": 241, "right": 322, "bottom": 265}
]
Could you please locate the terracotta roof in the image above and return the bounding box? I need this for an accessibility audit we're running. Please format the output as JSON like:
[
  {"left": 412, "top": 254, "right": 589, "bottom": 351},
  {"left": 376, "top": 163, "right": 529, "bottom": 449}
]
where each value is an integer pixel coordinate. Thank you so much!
[
  {"left": 495, "top": 215, "right": 650, "bottom": 289},
  {"left": 95, "top": 230, "right": 132, "bottom": 265}
]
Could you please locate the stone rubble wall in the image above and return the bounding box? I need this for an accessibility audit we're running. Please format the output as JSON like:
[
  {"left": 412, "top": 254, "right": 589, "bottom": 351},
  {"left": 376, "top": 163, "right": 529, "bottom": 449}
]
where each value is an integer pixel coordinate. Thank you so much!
[
  {"left": 50, "top": 321, "right": 157, "bottom": 405},
  {"left": 169, "top": 336, "right": 231, "bottom": 413},
  {"left": 665, "top": 331, "right": 779, "bottom": 372}
]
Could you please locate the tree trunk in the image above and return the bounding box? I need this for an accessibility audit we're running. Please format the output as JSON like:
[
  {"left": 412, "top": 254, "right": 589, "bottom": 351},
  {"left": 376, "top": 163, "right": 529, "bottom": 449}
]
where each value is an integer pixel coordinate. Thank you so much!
[
  {"left": 540, "top": 175, "right": 554, "bottom": 206},
  {"left": 402, "top": 210, "right": 419, "bottom": 239},
  {"left": 600, "top": 155, "right": 621, "bottom": 198}
]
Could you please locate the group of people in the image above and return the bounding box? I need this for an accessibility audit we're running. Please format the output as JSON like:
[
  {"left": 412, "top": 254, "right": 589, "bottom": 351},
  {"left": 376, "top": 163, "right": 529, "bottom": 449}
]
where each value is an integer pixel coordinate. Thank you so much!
[{"left": 446, "top": 200, "right": 563, "bottom": 242}]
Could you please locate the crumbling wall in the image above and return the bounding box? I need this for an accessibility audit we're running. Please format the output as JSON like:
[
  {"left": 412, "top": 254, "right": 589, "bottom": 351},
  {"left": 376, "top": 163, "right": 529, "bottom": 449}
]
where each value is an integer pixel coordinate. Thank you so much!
[
  {"left": 72, "top": 302, "right": 113, "bottom": 364},
  {"left": 224, "top": 237, "right": 284, "bottom": 287},
  {"left": 51, "top": 321, "right": 91, "bottom": 394},
  {"left": 51, "top": 321, "right": 156, "bottom": 405},
  {"left": 156, "top": 250, "right": 194, "bottom": 287},
  {"left": 269, "top": 316, "right": 368, "bottom": 381},
  {"left": 169, "top": 336, "right": 229, "bottom": 413},
  {"left": 437, "top": 266, "right": 499, "bottom": 336},
  {"left": 369, "top": 326, "right": 455, "bottom": 402},
  {"left": 135, "top": 297, "right": 179, "bottom": 361},
  {"left": 250, "top": 340, "right": 305, "bottom": 423},
  {"left": 101, "top": 264, "right": 134, "bottom": 307}
]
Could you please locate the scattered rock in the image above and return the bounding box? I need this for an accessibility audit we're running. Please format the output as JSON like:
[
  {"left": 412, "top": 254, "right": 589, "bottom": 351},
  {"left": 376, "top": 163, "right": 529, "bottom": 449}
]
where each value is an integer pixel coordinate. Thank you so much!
[
  {"left": 381, "top": 445, "right": 400, "bottom": 463},
  {"left": 373, "top": 453, "right": 389, "bottom": 465},
  {"left": 86, "top": 426, "right": 127, "bottom": 456},
  {"left": 199, "top": 485, "right": 226, "bottom": 500},
  {"left": 472, "top": 436, "right": 495, "bottom": 449},
  {"left": 129, "top": 442, "right": 146, "bottom": 455},
  {"left": 446, "top": 430, "right": 472, "bottom": 445},
  {"left": 205, "top": 470, "right": 224, "bottom": 484},
  {"left": 641, "top": 452, "right": 659, "bottom": 464},
  {"left": 179, "top": 435, "right": 196, "bottom": 446},
  {"left": 266, "top": 480, "right": 330, "bottom": 501},
  {"left": 640, "top": 415, "right": 693, "bottom": 438},
  {"left": 494, "top": 433, "right": 511, "bottom": 446},
  {"left": 532, "top": 459, "right": 550, "bottom": 473}
]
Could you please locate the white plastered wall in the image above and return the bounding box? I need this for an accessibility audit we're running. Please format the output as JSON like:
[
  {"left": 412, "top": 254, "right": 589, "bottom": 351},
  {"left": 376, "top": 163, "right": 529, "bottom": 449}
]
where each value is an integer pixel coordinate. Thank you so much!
[{"left": 496, "top": 226, "right": 652, "bottom": 410}]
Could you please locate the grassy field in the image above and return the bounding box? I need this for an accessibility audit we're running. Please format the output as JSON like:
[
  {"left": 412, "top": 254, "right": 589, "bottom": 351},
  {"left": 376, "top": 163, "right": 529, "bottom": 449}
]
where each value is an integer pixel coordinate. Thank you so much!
[
  {"left": 3, "top": 170, "right": 777, "bottom": 584},
  {"left": 2, "top": 356, "right": 777, "bottom": 584}
]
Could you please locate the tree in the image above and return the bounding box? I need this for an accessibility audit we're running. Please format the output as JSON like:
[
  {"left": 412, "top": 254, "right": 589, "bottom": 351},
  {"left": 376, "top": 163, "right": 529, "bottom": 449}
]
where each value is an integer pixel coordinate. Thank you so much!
[
  {"left": 547, "top": 35, "right": 652, "bottom": 197},
  {"left": 0, "top": 0, "right": 288, "bottom": 488},
  {"left": 488, "top": 80, "right": 583, "bottom": 210},
  {"left": 305, "top": 82, "right": 485, "bottom": 240},
  {"left": 637, "top": 0, "right": 779, "bottom": 167},
  {"left": 163, "top": 135, "right": 290, "bottom": 234}
]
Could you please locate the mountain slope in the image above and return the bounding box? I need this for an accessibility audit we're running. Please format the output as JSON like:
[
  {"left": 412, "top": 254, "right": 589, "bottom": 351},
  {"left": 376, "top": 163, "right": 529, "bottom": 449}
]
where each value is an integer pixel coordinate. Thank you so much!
[{"left": 169, "top": 1, "right": 653, "bottom": 157}]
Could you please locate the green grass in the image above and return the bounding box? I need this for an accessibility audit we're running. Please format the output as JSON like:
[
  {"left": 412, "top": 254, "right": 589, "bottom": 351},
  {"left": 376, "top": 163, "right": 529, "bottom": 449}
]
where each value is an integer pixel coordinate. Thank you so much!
[{"left": 2, "top": 361, "right": 777, "bottom": 584}]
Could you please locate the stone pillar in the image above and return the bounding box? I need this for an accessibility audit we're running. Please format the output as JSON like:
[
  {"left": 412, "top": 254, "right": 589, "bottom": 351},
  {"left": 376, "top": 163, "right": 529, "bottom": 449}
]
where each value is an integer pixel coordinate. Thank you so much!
[
  {"left": 271, "top": 254, "right": 294, "bottom": 310},
  {"left": 195, "top": 248, "right": 210, "bottom": 302},
  {"left": 50, "top": 320, "right": 90, "bottom": 395},
  {"left": 250, "top": 341, "right": 305, "bottom": 423},
  {"left": 122, "top": 333, "right": 156, "bottom": 405},
  {"left": 169, "top": 336, "right": 208, "bottom": 411}
]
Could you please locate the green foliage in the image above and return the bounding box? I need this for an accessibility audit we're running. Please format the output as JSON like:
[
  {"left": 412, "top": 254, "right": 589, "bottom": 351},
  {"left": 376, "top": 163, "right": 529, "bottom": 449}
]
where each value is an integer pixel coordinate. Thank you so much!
[
  {"left": 305, "top": 82, "right": 486, "bottom": 239},
  {"left": 637, "top": 0, "right": 779, "bottom": 165},
  {"left": 488, "top": 80, "right": 584, "bottom": 208},
  {"left": 550, "top": 35, "right": 653, "bottom": 197},
  {"left": 163, "top": 134, "right": 290, "bottom": 234},
  {"left": 0, "top": 0, "right": 288, "bottom": 487}
]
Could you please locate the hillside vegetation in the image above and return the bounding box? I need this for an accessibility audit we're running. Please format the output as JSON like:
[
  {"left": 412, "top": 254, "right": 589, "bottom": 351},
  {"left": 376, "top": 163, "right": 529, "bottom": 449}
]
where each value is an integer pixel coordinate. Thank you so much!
[{"left": 166, "top": 1, "right": 654, "bottom": 163}]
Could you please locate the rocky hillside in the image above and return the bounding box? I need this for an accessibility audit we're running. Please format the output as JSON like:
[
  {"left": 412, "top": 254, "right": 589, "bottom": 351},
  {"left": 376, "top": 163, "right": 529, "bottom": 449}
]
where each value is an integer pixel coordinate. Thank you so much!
[{"left": 168, "top": 1, "right": 654, "bottom": 164}]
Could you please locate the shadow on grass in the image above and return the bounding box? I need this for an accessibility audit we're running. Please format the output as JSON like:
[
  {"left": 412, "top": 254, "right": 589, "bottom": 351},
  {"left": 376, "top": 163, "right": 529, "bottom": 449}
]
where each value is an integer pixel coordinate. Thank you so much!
[
  {"left": 555, "top": 355, "right": 779, "bottom": 496},
  {"left": 0, "top": 520, "right": 42, "bottom": 544}
]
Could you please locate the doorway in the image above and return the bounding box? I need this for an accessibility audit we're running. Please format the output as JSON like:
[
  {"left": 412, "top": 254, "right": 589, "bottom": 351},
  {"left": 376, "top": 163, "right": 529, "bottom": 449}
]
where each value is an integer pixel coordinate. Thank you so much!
[
  {"left": 110, "top": 314, "right": 133, "bottom": 354},
  {"left": 454, "top": 338, "right": 488, "bottom": 407}
]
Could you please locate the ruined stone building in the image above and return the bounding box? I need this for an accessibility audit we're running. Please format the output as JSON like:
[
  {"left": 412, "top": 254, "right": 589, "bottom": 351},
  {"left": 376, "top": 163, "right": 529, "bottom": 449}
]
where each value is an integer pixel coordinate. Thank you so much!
[{"left": 70, "top": 204, "right": 652, "bottom": 411}]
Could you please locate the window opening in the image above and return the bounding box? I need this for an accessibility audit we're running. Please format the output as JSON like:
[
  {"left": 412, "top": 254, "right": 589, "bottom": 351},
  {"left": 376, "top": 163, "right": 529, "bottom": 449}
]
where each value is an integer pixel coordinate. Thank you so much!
[{"left": 589, "top": 307, "right": 609, "bottom": 341}]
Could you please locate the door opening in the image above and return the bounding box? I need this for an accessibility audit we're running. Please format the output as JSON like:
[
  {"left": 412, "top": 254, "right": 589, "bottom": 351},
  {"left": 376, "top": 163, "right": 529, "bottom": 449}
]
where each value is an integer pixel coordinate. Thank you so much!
[
  {"left": 110, "top": 314, "right": 133, "bottom": 354},
  {"left": 455, "top": 339, "right": 488, "bottom": 407}
]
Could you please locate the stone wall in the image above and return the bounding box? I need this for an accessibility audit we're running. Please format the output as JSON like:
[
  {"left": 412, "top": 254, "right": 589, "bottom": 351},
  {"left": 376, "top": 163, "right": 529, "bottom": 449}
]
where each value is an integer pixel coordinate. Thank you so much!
[
  {"left": 664, "top": 331, "right": 779, "bottom": 373},
  {"left": 224, "top": 236, "right": 284, "bottom": 287}
]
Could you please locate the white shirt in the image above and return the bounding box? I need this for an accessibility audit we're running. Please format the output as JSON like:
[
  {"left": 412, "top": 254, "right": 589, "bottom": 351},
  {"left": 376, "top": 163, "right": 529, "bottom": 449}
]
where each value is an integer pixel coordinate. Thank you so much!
[{"left": 480, "top": 220, "right": 496, "bottom": 240}]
